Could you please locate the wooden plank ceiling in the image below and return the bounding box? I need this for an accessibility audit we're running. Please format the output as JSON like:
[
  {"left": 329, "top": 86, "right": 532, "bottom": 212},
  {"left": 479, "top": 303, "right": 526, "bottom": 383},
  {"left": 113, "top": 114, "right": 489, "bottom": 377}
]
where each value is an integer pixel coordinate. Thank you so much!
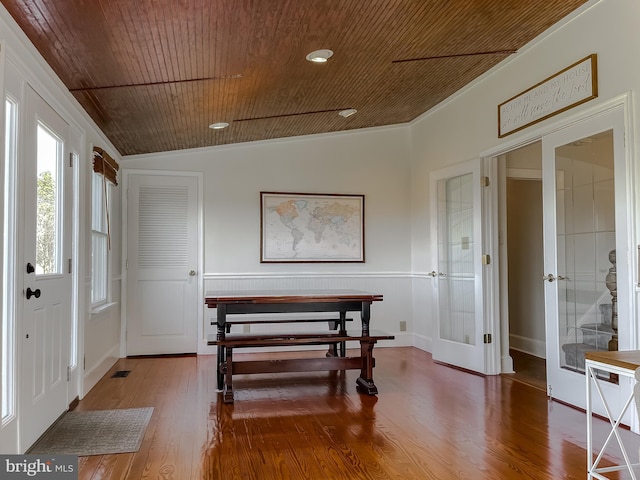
[{"left": 1, "top": 0, "right": 588, "bottom": 156}]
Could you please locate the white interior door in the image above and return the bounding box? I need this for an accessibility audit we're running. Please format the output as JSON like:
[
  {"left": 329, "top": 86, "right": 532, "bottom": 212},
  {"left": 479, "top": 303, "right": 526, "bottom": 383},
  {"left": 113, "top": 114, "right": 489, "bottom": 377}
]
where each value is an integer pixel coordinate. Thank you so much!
[
  {"left": 430, "top": 158, "right": 488, "bottom": 373},
  {"left": 126, "top": 173, "right": 199, "bottom": 355},
  {"left": 542, "top": 107, "right": 632, "bottom": 419},
  {"left": 20, "top": 85, "right": 71, "bottom": 451}
]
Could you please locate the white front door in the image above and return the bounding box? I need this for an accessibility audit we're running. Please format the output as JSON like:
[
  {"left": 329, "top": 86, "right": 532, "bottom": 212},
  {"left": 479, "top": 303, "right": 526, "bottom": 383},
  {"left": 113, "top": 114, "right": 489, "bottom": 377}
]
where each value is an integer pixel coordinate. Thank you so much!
[
  {"left": 20, "top": 85, "right": 71, "bottom": 451},
  {"left": 542, "top": 106, "right": 632, "bottom": 419},
  {"left": 126, "top": 173, "right": 199, "bottom": 355},
  {"left": 430, "top": 158, "right": 489, "bottom": 373}
]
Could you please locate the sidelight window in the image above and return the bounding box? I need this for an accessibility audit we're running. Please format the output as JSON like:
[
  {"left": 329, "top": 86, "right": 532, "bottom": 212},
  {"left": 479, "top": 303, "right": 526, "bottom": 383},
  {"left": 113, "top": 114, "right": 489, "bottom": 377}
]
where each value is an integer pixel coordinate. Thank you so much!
[{"left": 2, "top": 98, "right": 17, "bottom": 422}]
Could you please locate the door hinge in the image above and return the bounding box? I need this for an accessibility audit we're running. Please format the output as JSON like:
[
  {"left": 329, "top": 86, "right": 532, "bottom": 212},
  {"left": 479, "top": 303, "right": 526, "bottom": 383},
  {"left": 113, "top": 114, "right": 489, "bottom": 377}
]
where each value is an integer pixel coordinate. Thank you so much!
[
  {"left": 481, "top": 176, "right": 490, "bottom": 187},
  {"left": 482, "top": 254, "right": 491, "bottom": 265},
  {"left": 126, "top": 259, "right": 129, "bottom": 270},
  {"left": 483, "top": 333, "right": 492, "bottom": 344},
  {"left": 69, "top": 152, "right": 74, "bottom": 168},
  {"left": 67, "top": 366, "right": 71, "bottom": 382},
  {"left": 68, "top": 258, "right": 72, "bottom": 274}
]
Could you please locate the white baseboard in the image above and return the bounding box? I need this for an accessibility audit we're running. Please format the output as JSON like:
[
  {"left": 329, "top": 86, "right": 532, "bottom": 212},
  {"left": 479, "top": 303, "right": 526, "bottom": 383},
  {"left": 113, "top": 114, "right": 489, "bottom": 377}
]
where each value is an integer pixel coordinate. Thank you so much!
[
  {"left": 412, "top": 333, "right": 432, "bottom": 353},
  {"left": 502, "top": 354, "right": 515, "bottom": 374},
  {"left": 388, "top": 332, "right": 414, "bottom": 347},
  {"left": 83, "top": 345, "right": 120, "bottom": 396},
  {"left": 509, "top": 334, "right": 546, "bottom": 358}
]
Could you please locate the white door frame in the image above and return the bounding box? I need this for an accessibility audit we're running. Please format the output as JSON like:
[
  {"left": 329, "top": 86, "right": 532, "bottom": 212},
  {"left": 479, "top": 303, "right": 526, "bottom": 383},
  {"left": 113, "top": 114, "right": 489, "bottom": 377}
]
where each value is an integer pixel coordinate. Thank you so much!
[
  {"left": 121, "top": 169, "right": 204, "bottom": 357},
  {"left": 483, "top": 93, "right": 637, "bottom": 385},
  {"left": 19, "top": 84, "right": 72, "bottom": 451},
  {"left": 496, "top": 158, "right": 544, "bottom": 375},
  {"left": 67, "top": 126, "right": 84, "bottom": 406}
]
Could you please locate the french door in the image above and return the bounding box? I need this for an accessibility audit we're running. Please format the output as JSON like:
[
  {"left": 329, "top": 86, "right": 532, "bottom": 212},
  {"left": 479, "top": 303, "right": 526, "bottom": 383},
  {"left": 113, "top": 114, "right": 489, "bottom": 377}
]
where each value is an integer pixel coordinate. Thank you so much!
[
  {"left": 430, "top": 158, "right": 490, "bottom": 373},
  {"left": 20, "top": 85, "right": 71, "bottom": 451},
  {"left": 542, "top": 106, "right": 632, "bottom": 418}
]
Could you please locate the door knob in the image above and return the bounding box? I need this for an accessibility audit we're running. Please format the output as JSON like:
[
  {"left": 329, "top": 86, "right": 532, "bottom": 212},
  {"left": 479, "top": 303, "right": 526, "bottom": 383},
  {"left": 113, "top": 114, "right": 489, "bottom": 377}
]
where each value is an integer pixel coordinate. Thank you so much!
[
  {"left": 26, "top": 287, "right": 41, "bottom": 299},
  {"left": 543, "top": 273, "right": 556, "bottom": 282},
  {"left": 26, "top": 262, "right": 35, "bottom": 274},
  {"left": 428, "top": 271, "right": 437, "bottom": 277},
  {"left": 189, "top": 270, "right": 197, "bottom": 276}
]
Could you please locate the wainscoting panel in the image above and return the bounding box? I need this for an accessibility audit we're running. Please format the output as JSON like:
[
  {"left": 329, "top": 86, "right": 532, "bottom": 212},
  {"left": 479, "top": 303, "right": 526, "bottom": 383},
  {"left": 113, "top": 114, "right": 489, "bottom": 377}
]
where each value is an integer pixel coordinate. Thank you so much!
[{"left": 411, "top": 274, "right": 434, "bottom": 352}]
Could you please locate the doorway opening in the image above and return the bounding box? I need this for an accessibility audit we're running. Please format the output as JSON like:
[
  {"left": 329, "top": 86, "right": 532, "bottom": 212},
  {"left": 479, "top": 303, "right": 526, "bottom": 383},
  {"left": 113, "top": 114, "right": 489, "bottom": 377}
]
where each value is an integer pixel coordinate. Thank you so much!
[{"left": 501, "top": 141, "right": 547, "bottom": 392}]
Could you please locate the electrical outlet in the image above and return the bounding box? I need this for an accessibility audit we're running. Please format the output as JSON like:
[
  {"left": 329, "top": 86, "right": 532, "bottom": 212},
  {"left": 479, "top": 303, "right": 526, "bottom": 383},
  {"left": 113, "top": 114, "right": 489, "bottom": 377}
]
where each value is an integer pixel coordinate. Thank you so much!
[
  {"left": 243, "top": 324, "right": 251, "bottom": 333},
  {"left": 399, "top": 321, "right": 407, "bottom": 332}
]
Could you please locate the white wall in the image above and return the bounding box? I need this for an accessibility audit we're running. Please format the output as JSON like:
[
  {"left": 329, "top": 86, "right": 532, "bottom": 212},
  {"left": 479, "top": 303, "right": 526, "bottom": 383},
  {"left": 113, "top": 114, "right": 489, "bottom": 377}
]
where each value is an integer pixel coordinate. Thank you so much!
[
  {"left": 506, "top": 178, "right": 545, "bottom": 356},
  {"left": 123, "top": 126, "right": 414, "bottom": 350}
]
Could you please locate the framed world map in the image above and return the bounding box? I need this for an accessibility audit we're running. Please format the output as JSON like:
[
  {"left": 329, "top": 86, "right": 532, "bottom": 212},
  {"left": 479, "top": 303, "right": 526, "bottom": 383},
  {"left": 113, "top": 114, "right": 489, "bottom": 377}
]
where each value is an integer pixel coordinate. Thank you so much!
[{"left": 260, "top": 192, "right": 365, "bottom": 263}]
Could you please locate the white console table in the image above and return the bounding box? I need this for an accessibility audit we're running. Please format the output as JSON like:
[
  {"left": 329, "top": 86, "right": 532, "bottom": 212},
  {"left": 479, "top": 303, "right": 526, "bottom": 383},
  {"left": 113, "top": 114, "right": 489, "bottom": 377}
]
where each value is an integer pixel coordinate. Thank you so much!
[{"left": 586, "top": 350, "right": 640, "bottom": 480}]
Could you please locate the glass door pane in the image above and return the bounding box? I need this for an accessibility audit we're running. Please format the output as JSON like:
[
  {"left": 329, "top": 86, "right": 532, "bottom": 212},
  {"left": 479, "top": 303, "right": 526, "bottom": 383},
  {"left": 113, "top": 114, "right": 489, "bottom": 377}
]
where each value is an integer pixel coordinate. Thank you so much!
[
  {"left": 437, "top": 173, "right": 476, "bottom": 345},
  {"left": 36, "top": 124, "right": 63, "bottom": 275},
  {"left": 555, "top": 130, "right": 615, "bottom": 375}
]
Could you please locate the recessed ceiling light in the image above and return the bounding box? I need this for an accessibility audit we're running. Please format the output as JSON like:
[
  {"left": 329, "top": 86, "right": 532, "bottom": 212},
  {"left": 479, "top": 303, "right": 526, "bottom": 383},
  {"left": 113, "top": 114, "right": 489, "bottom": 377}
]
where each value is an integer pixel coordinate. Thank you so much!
[
  {"left": 306, "top": 49, "right": 333, "bottom": 63},
  {"left": 209, "top": 122, "right": 229, "bottom": 130},
  {"left": 339, "top": 109, "right": 357, "bottom": 118}
]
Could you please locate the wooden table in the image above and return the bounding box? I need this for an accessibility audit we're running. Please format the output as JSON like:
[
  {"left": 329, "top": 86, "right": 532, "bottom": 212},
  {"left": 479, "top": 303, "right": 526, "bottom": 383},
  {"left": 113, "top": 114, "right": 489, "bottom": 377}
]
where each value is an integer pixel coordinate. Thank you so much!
[
  {"left": 204, "top": 290, "right": 388, "bottom": 400},
  {"left": 585, "top": 350, "right": 640, "bottom": 480}
]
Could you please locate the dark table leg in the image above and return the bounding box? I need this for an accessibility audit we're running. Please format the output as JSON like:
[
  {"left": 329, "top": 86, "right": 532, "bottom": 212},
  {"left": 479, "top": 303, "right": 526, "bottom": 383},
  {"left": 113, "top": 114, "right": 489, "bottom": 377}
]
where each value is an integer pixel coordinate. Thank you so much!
[
  {"left": 361, "top": 301, "right": 371, "bottom": 336},
  {"left": 339, "top": 310, "right": 347, "bottom": 357},
  {"left": 216, "top": 305, "right": 227, "bottom": 391},
  {"left": 327, "top": 318, "right": 339, "bottom": 357},
  {"left": 327, "top": 311, "right": 348, "bottom": 358},
  {"left": 222, "top": 348, "right": 234, "bottom": 403},
  {"left": 356, "top": 338, "right": 378, "bottom": 395}
]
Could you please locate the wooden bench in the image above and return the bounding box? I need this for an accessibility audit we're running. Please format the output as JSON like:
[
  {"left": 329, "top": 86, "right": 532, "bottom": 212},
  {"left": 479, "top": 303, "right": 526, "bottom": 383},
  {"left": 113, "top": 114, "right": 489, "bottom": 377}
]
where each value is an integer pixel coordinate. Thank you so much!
[
  {"left": 223, "top": 316, "right": 353, "bottom": 357},
  {"left": 207, "top": 330, "right": 394, "bottom": 403},
  {"left": 223, "top": 316, "right": 352, "bottom": 333}
]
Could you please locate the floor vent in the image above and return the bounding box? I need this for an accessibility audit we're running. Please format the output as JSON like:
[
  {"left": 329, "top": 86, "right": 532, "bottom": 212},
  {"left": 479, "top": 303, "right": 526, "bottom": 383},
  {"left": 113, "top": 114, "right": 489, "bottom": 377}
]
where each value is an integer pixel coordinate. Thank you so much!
[{"left": 111, "top": 370, "right": 131, "bottom": 378}]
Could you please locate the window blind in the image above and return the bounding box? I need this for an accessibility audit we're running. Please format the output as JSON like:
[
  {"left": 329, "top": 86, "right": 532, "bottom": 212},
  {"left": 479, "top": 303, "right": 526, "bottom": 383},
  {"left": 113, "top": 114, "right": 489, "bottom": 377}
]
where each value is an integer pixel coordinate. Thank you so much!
[{"left": 92, "top": 146, "right": 119, "bottom": 185}]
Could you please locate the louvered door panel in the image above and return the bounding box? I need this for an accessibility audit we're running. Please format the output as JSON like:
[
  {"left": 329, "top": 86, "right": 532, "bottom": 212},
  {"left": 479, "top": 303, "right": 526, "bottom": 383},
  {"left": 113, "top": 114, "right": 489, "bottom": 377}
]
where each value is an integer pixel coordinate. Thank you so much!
[{"left": 138, "top": 185, "right": 189, "bottom": 268}]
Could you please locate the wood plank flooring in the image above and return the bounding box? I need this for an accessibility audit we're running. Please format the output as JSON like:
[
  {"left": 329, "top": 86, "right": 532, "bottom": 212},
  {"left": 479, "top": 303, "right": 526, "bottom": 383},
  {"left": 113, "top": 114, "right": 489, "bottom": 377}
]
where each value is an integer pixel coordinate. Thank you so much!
[
  {"left": 505, "top": 349, "right": 547, "bottom": 392},
  {"left": 74, "top": 347, "right": 636, "bottom": 479}
]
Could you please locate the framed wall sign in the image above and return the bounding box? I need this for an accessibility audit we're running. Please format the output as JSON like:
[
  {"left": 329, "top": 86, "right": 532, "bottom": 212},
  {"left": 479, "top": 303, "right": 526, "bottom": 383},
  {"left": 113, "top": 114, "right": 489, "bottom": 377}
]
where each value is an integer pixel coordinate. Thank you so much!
[
  {"left": 260, "top": 191, "right": 365, "bottom": 263},
  {"left": 498, "top": 54, "right": 598, "bottom": 137}
]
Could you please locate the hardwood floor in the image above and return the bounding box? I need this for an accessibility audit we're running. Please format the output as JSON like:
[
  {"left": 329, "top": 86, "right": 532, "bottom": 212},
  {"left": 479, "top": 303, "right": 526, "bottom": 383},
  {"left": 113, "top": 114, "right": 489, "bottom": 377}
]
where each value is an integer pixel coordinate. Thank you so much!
[
  {"left": 505, "top": 349, "right": 547, "bottom": 392},
  {"left": 75, "top": 347, "right": 634, "bottom": 479}
]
